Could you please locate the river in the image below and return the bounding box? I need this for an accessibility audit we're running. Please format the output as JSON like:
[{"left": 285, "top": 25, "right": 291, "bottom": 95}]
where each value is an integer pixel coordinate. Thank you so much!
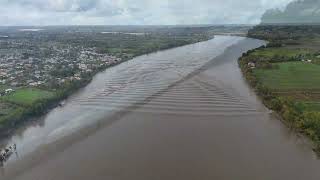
[{"left": 1, "top": 36, "right": 320, "bottom": 180}]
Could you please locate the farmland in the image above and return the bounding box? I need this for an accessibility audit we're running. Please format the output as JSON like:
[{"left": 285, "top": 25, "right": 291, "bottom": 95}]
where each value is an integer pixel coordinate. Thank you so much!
[
  {"left": 241, "top": 25, "right": 320, "bottom": 152},
  {"left": 251, "top": 48, "right": 312, "bottom": 58},
  {"left": 254, "top": 62, "right": 320, "bottom": 91},
  {"left": 302, "top": 102, "right": 320, "bottom": 112}
]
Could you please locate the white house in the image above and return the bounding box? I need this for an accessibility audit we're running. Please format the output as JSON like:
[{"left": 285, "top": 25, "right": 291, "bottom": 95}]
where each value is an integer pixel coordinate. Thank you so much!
[
  {"left": 248, "top": 62, "right": 256, "bottom": 69},
  {"left": 5, "top": 88, "right": 14, "bottom": 94}
]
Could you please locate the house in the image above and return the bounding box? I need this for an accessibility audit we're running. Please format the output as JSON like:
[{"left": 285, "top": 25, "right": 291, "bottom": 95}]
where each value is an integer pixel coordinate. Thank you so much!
[
  {"left": 10, "top": 82, "right": 18, "bottom": 86},
  {"left": 302, "top": 59, "right": 312, "bottom": 63},
  {"left": 248, "top": 62, "right": 256, "bottom": 69},
  {"left": 0, "top": 72, "right": 8, "bottom": 78},
  {"left": 5, "top": 89, "right": 14, "bottom": 94},
  {"left": 29, "top": 82, "right": 37, "bottom": 87},
  {"left": 78, "top": 64, "right": 87, "bottom": 70}
]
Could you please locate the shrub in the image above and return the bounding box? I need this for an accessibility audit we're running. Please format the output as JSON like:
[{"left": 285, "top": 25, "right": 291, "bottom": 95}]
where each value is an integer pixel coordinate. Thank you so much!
[
  {"left": 270, "top": 98, "right": 282, "bottom": 111},
  {"left": 267, "top": 42, "right": 282, "bottom": 48},
  {"left": 301, "top": 112, "right": 320, "bottom": 141}
]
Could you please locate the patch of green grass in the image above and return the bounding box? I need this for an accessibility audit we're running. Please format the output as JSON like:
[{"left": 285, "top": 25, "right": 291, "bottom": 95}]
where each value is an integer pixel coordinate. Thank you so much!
[
  {"left": 1, "top": 88, "right": 55, "bottom": 106},
  {"left": 301, "top": 102, "right": 320, "bottom": 112},
  {"left": 251, "top": 48, "right": 311, "bottom": 58},
  {"left": 0, "top": 107, "right": 26, "bottom": 126},
  {"left": 0, "top": 103, "right": 24, "bottom": 126},
  {"left": 254, "top": 62, "right": 320, "bottom": 90}
]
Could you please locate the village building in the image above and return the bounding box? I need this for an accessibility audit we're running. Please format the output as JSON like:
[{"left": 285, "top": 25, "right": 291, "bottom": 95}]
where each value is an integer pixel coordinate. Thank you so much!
[{"left": 248, "top": 62, "right": 256, "bottom": 69}]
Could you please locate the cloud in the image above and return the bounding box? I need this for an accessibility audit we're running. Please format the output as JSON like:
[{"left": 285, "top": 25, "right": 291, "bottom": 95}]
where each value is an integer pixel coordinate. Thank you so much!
[
  {"left": 0, "top": 0, "right": 294, "bottom": 25},
  {"left": 261, "top": 0, "right": 320, "bottom": 24}
]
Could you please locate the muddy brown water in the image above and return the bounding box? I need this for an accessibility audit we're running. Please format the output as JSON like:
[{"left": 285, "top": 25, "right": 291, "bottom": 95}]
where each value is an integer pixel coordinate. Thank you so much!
[{"left": 1, "top": 36, "right": 320, "bottom": 180}]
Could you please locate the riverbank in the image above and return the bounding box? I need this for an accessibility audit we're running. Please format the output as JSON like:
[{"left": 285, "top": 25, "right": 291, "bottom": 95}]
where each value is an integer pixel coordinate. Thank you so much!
[
  {"left": 239, "top": 25, "right": 320, "bottom": 153},
  {"left": 0, "top": 78, "right": 91, "bottom": 138}
]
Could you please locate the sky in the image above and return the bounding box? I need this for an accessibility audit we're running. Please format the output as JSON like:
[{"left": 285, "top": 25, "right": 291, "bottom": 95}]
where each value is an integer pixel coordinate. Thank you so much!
[
  {"left": 261, "top": 0, "right": 320, "bottom": 24},
  {"left": 0, "top": 0, "right": 294, "bottom": 26}
]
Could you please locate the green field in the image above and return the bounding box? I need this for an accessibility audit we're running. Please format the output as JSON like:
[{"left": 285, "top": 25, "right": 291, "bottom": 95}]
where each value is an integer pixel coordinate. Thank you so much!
[
  {"left": 254, "top": 62, "right": 320, "bottom": 90},
  {"left": 251, "top": 48, "right": 311, "bottom": 58},
  {"left": 302, "top": 102, "right": 320, "bottom": 112},
  {"left": 1, "top": 88, "right": 55, "bottom": 106}
]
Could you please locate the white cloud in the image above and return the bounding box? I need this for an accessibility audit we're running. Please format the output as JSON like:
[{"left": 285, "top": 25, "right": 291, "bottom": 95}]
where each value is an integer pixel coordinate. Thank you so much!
[{"left": 0, "top": 0, "right": 294, "bottom": 25}]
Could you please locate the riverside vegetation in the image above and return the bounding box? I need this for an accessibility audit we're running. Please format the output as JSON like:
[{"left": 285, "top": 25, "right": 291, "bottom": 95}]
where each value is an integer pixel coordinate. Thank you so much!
[{"left": 239, "top": 25, "right": 320, "bottom": 153}]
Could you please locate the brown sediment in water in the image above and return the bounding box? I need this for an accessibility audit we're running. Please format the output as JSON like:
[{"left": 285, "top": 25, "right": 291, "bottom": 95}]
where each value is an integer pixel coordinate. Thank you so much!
[{"left": 1, "top": 36, "right": 320, "bottom": 180}]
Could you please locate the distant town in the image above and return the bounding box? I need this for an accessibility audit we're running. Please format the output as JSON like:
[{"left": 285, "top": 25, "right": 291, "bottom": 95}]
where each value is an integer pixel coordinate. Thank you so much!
[
  {"left": 0, "top": 41, "right": 121, "bottom": 91},
  {"left": 0, "top": 41, "right": 121, "bottom": 90}
]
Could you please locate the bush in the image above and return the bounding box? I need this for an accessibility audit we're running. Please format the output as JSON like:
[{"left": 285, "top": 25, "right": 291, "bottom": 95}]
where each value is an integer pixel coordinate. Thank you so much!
[
  {"left": 270, "top": 98, "right": 282, "bottom": 111},
  {"left": 301, "top": 112, "right": 320, "bottom": 141},
  {"left": 267, "top": 42, "right": 282, "bottom": 48}
]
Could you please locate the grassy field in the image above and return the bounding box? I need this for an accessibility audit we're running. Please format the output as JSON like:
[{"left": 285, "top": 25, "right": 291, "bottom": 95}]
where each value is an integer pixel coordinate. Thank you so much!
[
  {"left": 1, "top": 88, "right": 55, "bottom": 106},
  {"left": 251, "top": 48, "right": 312, "bottom": 58},
  {"left": 254, "top": 62, "right": 320, "bottom": 90},
  {"left": 302, "top": 102, "right": 320, "bottom": 112}
]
